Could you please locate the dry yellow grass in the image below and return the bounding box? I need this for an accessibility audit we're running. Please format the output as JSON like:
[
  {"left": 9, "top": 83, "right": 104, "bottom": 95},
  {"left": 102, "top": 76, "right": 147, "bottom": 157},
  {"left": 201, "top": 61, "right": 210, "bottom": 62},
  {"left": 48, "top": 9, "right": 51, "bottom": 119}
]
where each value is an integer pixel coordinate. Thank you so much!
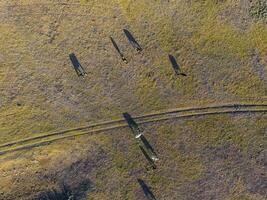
[{"left": 0, "top": 0, "right": 266, "bottom": 199}]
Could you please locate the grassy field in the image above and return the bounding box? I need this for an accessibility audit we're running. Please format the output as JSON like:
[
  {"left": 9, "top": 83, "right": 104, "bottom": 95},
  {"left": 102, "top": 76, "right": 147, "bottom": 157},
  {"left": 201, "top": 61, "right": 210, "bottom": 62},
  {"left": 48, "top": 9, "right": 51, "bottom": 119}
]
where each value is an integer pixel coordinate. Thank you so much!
[{"left": 0, "top": 0, "right": 266, "bottom": 199}]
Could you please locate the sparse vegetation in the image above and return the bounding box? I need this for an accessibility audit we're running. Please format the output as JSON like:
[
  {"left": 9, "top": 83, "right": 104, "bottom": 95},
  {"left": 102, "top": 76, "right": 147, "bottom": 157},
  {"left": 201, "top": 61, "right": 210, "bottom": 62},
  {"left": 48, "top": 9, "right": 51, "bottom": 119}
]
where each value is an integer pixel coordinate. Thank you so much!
[
  {"left": 249, "top": 0, "right": 267, "bottom": 19},
  {"left": 0, "top": 0, "right": 266, "bottom": 199},
  {"left": 34, "top": 184, "right": 74, "bottom": 200}
]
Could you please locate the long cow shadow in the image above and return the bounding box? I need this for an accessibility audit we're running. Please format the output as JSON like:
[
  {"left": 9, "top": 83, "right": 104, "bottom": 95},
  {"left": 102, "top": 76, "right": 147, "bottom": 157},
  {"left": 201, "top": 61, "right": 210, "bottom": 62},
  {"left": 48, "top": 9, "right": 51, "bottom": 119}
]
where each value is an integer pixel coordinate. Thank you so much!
[
  {"left": 123, "top": 112, "right": 142, "bottom": 138},
  {"left": 137, "top": 179, "right": 156, "bottom": 200},
  {"left": 168, "top": 54, "right": 186, "bottom": 76},
  {"left": 110, "top": 36, "right": 128, "bottom": 63},
  {"left": 123, "top": 29, "right": 142, "bottom": 52},
  {"left": 69, "top": 53, "right": 87, "bottom": 77},
  {"left": 140, "top": 135, "right": 158, "bottom": 160},
  {"left": 139, "top": 145, "right": 156, "bottom": 169}
]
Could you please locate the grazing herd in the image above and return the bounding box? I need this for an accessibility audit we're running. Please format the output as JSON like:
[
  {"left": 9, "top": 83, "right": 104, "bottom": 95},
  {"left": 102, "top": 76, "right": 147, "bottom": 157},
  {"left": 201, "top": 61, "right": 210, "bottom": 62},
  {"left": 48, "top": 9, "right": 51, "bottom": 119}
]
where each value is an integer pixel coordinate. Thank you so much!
[
  {"left": 69, "top": 29, "right": 186, "bottom": 77},
  {"left": 68, "top": 29, "right": 187, "bottom": 199}
]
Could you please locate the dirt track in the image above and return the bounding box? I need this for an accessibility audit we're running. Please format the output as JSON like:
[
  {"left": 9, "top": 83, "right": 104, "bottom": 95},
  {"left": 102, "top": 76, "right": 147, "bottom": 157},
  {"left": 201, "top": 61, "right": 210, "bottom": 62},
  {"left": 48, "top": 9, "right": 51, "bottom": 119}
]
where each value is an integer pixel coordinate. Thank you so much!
[{"left": 0, "top": 102, "right": 266, "bottom": 155}]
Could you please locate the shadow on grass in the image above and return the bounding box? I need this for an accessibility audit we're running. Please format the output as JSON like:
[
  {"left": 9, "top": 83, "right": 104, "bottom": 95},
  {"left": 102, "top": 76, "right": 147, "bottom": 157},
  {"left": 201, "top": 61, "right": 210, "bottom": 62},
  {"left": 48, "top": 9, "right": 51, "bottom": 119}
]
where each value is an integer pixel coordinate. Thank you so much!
[
  {"left": 123, "top": 112, "right": 142, "bottom": 138},
  {"left": 123, "top": 29, "right": 142, "bottom": 52},
  {"left": 137, "top": 179, "right": 156, "bottom": 200},
  {"left": 168, "top": 54, "right": 187, "bottom": 76},
  {"left": 139, "top": 145, "right": 156, "bottom": 169},
  {"left": 140, "top": 135, "right": 158, "bottom": 160},
  {"left": 69, "top": 53, "right": 87, "bottom": 77},
  {"left": 110, "top": 36, "right": 128, "bottom": 63},
  {"left": 35, "top": 177, "right": 92, "bottom": 200},
  {"left": 35, "top": 184, "right": 74, "bottom": 200}
]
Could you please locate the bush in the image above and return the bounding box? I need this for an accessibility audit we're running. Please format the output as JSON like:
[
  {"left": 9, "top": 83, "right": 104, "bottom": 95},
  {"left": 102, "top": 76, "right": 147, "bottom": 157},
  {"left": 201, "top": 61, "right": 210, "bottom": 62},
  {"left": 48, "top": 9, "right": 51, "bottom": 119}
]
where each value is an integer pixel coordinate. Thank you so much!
[
  {"left": 249, "top": 0, "right": 267, "bottom": 19},
  {"left": 34, "top": 185, "right": 75, "bottom": 200}
]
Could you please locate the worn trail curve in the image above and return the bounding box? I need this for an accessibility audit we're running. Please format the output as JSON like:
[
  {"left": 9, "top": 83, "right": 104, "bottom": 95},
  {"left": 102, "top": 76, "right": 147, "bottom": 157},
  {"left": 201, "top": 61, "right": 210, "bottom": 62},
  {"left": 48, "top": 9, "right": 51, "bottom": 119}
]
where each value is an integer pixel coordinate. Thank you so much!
[{"left": 0, "top": 103, "right": 266, "bottom": 155}]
